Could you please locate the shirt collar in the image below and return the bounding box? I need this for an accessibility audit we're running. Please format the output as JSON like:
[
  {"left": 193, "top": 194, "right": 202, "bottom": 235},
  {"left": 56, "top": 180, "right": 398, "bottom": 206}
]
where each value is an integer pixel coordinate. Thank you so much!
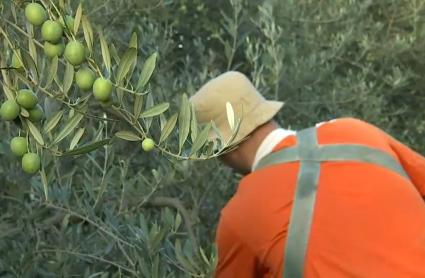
[{"left": 251, "top": 128, "right": 295, "bottom": 171}]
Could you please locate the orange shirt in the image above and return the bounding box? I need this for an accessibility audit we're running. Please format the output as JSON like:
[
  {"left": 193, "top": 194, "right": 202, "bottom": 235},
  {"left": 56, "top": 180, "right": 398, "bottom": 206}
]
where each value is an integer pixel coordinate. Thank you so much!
[{"left": 215, "top": 118, "right": 425, "bottom": 277}]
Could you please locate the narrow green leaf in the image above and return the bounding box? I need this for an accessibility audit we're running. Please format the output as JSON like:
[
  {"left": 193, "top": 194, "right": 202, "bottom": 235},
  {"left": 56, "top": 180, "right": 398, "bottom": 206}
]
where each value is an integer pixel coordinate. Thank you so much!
[
  {"left": 190, "top": 122, "right": 212, "bottom": 156},
  {"left": 63, "top": 62, "right": 74, "bottom": 95},
  {"left": 129, "top": 32, "right": 137, "bottom": 48},
  {"left": 115, "top": 131, "right": 141, "bottom": 141},
  {"left": 99, "top": 31, "right": 111, "bottom": 74},
  {"left": 40, "top": 167, "right": 48, "bottom": 201},
  {"left": 43, "top": 111, "right": 64, "bottom": 134},
  {"left": 26, "top": 120, "right": 45, "bottom": 146},
  {"left": 133, "top": 94, "right": 143, "bottom": 118},
  {"left": 159, "top": 113, "right": 178, "bottom": 143},
  {"left": 21, "top": 50, "right": 39, "bottom": 84},
  {"left": 20, "top": 107, "right": 29, "bottom": 117},
  {"left": 82, "top": 15, "right": 94, "bottom": 52},
  {"left": 140, "top": 102, "right": 169, "bottom": 118},
  {"left": 136, "top": 52, "right": 157, "bottom": 91},
  {"left": 143, "top": 93, "right": 154, "bottom": 132},
  {"left": 28, "top": 38, "right": 37, "bottom": 64},
  {"left": 226, "top": 102, "right": 235, "bottom": 130},
  {"left": 159, "top": 113, "right": 166, "bottom": 130},
  {"left": 45, "top": 56, "right": 58, "bottom": 87},
  {"left": 69, "top": 128, "right": 85, "bottom": 150},
  {"left": 190, "top": 104, "right": 198, "bottom": 143},
  {"left": 61, "top": 139, "right": 110, "bottom": 156},
  {"left": 74, "top": 3, "right": 83, "bottom": 34},
  {"left": 110, "top": 43, "right": 120, "bottom": 65},
  {"left": 178, "top": 94, "right": 191, "bottom": 152},
  {"left": 116, "top": 48, "right": 137, "bottom": 84},
  {"left": 53, "top": 113, "right": 84, "bottom": 145}
]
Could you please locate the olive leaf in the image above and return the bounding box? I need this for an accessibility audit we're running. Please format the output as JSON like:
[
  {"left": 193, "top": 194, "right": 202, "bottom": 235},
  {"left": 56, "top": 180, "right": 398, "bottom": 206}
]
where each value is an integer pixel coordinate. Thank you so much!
[
  {"left": 52, "top": 113, "right": 84, "bottom": 145},
  {"left": 178, "top": 94, "right": 191, "bottom": 153},
  {"left": 159, "top": 113, "right": 178, "bottom": 143},
  {"left": 226, "top": 102, "right": 235, "bottom": 130},
  {"left": 115, "top": 131, "right": 141, "bottom": 141},
  {"left": 82, "top": 15, "right": 94, "bottom": 52},
  {"left": 136, "top": 52, "right": 157, "bottom": 91},
  {"left": 21, "top": 50, "right": 39, "bottom": 84},
  {"left": 74, "top": 3, "right": 83, "bottom": 35},
  {"left": 190, "top": 122, "right": 212, "bottom": 156},
  {"left": 63, "top": 62, "right": 74, "bottom": 95},
  {"left": 26, "top": 119, "right": 45, "bottom": 146},
  {"left": 40, "top": 167, "right": 48, "bottom": 201},
  {"left": 116, "top": 48, "right": 137, "bottom": 84},
  {"left": 61, "top": 139, "right": 110, "bottom": 156},
  {"left": 28, "top": 38, "right": 37, "bottom": 65},
  {"left": 190, "top": 104, "right": 198, "bottom": 143},
  {"left": 69, "top": 128, "right": 85, "bottom": 150},
  {"left": 140, "top": 102, "right": 169, "bottom": 118},
  {"left": 43, "top": 111, "right": 64, "bottom": 134},
  {"left": 133, "top": 94, "right": 144, "bottom": 118},
  {"left": 129, "top": 32, "right": 138, "bottom": 48},
  {"left": 99, "top": 31, "right": 111, "bottom": 74},
  {"left": 143, "top": 93, "right": 154, "bottom": 132},
  {"left": 45, "top": 55, "right": 58, "bottom": 88}
]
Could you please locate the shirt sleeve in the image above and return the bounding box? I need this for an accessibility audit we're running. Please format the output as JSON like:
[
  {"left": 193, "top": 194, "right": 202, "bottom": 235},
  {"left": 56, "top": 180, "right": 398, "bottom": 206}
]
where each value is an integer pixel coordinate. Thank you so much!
[
  {"left": 387, "top": 135, "right": 425, "bottom": 197},
  {"left": 214, "top": 215, "right": 259, "bottom": 278}
]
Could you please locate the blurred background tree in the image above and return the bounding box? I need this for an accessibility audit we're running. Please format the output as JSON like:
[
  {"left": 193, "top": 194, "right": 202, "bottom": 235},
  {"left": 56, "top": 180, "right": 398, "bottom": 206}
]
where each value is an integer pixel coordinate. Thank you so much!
[{"left": 1, "top": 0, "right": 424, "bottom": 276}]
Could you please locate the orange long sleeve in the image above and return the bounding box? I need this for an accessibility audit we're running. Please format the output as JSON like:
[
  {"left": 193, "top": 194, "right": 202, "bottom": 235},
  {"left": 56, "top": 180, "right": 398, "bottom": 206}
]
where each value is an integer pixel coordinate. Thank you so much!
[
  {"left": 387, "top": 135, "right": 425, "bottom": 197},
  {"left": 215, "top": 216, "right": 259, "bottom": 278}
]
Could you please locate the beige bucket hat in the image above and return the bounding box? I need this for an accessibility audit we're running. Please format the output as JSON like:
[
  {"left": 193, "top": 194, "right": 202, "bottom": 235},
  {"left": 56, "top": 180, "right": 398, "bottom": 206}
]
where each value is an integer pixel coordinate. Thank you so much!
[{"left": 190, "top": 71, "right": 284, "bottom": 145}]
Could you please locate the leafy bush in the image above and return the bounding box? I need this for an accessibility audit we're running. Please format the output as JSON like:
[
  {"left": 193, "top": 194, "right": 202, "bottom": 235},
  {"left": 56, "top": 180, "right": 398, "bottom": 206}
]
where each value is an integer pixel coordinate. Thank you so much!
[{"left": 1, "top": 0, "right": 424, "bottom": 276}]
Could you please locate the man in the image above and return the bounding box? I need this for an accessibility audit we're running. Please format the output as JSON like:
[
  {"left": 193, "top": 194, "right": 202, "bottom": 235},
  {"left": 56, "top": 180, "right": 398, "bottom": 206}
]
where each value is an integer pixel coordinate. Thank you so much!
[{"left": 190, "top": 71, "right": 425, "bottom": 278}]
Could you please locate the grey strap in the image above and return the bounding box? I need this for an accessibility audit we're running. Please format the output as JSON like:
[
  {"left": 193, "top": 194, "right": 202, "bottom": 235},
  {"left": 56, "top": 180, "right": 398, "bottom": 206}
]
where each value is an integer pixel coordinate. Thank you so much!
[
  {"left": 253, "top": 127, "right": 409, "bottom": 278},
  {"left": 256, "top": 144, "right": 408, "bottom": 179},
  {"left": 283, "top": 128, "right": 320, "bottom": 278}
]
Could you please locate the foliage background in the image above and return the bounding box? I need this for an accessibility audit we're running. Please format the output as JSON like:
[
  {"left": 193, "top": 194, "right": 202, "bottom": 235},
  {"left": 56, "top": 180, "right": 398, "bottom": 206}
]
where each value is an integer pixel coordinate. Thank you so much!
[{"left": 1, "top": 0, "right": 425, "bottom": 276}]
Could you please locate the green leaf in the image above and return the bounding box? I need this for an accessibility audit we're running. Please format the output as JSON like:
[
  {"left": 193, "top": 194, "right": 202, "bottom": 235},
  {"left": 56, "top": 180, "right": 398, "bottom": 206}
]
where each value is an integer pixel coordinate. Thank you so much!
[
  {"left": 226, "top": 102, "right": 235, "bottom": 130},
  {"left": 140, "top": 102, "right": 169, "bottom": 118},
  {"left": 45, "top": 55, "right": 58, "bottom": 87},
  {"left": 40, "top": 167, "right": 48, "bottom": 201},
  {"left": 116, "top": 48, "right": 137, "bottom": 84},
  {"left": 61, "top": 139, "right": 110, "bottom": 156},
  {"left": 69, "top": 128, "right": 85, "bottom": 150},
  {"left": 159, "top": 113, "right": 178, "bottom": 143},
  {"left": 82, "top": 15, "right": 94, "bottom": 53},
  {"left": 43, "top": 111, "right": 63, "bottom": 134},
  {"left": 133, "top": 94, "right": 144, "bottom": 118},
  {"left": 178, "top": 94, "right": 191, "bottom": 153},
  {"left": 63, "top": 62, "right": 74, "bottom": 95},
  {"left": 110, "top": 43, "right": 120, "bottom": 65},
  {"left": 21, "top": 50, "right": 39, "bottom": 84},
  {"left": 28, "top": 38, "right": 37, "bottom": 64},
  {"left": 136, "top": 52, "right": 157, "bottom": 91},
  {"left": 115, "top": 131, "right": 141, "bottom": 141},
  {"left": 190, "top": 122, "right": 212, "bottom": 156},
  {"left": 129, "top": 32, "right": 137, "bottom": 48},
  {"left": 26, "top": 120, "right": 44, "bottom": 146},
  {"left": 190, "top": 104, "right": 198, "bottom": 143},
  {"left": 74, "top": 3, "right": 83, "bottom": 34},
  {"left": 52, "top": 113, "right": 84, "bottom": 145},
  {"left": 143, "top": 93, "right": 154, "bottom": 132},
  {"left": 20, "top": 107, "right": 29, "bottom": 117},
  {"left": 99, "top": 31, "right": 111, "bottom": 74}
]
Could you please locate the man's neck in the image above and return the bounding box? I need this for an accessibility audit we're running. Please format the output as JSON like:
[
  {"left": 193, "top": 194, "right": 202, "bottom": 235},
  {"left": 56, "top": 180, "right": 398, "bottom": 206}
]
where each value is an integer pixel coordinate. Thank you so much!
[{"left": 238, "top": 121, "right": 281, "bottom": 171}]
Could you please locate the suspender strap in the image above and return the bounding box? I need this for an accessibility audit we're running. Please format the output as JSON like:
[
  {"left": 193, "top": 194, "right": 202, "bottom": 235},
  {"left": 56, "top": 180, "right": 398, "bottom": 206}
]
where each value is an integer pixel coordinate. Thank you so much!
[
  {"left": 253, "top": 127, "right": 409, "bottom": 278},
  {"left": 283, "top": 128, "right": 320, "bottom": 278}
]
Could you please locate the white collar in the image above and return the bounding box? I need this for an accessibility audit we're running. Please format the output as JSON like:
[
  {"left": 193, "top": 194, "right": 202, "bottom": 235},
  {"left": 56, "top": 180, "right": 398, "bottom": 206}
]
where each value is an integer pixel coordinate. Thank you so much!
[
  {"left": 251, "top": 128, "right": 295, "bottom": 171},
  {"left": 251, "top": 120, "right": 337, "bottom": 171}
]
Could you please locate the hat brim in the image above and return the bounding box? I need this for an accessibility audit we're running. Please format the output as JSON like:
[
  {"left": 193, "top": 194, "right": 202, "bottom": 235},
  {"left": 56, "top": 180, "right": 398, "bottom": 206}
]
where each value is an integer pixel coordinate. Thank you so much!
[{"left": 209, "top": 100, "right": 284, "bottom": 145}]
